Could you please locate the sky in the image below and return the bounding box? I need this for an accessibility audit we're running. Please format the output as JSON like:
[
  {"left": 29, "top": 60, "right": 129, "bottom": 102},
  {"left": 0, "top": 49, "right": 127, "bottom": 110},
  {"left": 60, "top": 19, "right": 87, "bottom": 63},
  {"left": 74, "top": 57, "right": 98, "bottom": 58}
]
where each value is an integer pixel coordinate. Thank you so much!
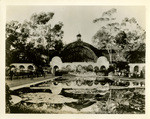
[{"left": 6, "top": 6, "right": 145, "bottom": 44}]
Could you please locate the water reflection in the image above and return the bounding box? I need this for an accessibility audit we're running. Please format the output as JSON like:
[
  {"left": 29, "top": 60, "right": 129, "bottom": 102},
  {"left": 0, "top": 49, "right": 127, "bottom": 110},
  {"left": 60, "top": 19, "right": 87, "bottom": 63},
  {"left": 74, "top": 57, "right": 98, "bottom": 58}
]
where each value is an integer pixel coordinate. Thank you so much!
[
  {"left": 65, "top": 100, "right": 96, "bottom": 111},
  {"left": 15, "top": 76, "right": 145, "bottom": 113}
]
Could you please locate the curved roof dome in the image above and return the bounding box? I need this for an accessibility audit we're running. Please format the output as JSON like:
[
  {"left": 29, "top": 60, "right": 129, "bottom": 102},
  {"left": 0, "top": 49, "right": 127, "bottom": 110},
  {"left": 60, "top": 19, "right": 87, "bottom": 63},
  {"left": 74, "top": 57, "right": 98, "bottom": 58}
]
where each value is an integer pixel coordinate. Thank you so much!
[{"left": 61, "top": 40, "right": 98, "bottom": 62}]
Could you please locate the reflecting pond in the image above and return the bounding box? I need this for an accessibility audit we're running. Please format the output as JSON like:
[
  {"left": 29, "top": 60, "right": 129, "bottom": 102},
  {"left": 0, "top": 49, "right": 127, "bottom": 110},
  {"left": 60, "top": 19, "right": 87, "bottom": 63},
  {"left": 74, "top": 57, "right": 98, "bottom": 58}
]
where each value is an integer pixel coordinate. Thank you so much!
[{"left": 10, "top": 76, "right": 145, "bottom": 114}]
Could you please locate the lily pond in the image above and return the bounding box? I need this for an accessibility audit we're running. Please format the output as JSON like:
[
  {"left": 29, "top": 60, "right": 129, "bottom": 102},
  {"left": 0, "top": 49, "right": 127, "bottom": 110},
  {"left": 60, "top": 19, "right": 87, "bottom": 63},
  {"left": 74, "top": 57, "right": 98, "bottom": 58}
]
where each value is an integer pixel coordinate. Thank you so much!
[{"left": 9, "top": 76, "right": 145, "bottom": 114}]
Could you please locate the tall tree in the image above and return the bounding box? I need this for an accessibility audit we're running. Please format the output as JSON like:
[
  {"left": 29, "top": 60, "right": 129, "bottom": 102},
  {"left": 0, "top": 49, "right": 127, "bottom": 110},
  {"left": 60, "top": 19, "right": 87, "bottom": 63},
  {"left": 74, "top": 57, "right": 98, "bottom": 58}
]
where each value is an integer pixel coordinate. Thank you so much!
[
  {"left": 6, "top": 12, "right": 64, "bottom": 66},
  {"left": 93, "top": 8, "right": 146, "bottom": 63},
  {"left": 93, "top": 8, "right": 119, "bottom": 63},
  {"left": 119, "top": 17, "right": 146, "bottom": 63}
]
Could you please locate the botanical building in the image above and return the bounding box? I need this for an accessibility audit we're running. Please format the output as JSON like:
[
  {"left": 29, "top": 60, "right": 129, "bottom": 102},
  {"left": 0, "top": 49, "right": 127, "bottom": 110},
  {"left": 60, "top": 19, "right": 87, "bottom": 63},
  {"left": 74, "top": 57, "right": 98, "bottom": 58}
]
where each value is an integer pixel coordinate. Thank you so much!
[{"left": 50, "top": 34, "right": 110, "bottom": 74}]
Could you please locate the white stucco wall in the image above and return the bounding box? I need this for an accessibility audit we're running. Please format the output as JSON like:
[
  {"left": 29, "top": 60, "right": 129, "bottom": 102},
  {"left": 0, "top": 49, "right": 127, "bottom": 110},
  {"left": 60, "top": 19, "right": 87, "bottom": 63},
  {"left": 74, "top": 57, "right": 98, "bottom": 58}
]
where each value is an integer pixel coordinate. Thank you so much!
[
  {"left": 97, "top": 56, "right": 109, "bottom": 69},
  {"left": 129, "top": 63, "right": 145, "bottom": 74},
  {"left": 10, "top": 63, "right": 36, "bottom": 72},
  {"left": 50, "top": 56, "right": 109, "bottom": 74}
]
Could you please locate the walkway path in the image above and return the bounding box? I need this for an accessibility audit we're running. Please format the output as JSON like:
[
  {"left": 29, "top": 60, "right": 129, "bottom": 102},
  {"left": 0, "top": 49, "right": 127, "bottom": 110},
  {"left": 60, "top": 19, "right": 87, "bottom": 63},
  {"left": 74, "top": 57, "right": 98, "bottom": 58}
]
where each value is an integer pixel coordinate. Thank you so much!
[{"left": 6, "top": 74, "right": 56, "bottom": 90}]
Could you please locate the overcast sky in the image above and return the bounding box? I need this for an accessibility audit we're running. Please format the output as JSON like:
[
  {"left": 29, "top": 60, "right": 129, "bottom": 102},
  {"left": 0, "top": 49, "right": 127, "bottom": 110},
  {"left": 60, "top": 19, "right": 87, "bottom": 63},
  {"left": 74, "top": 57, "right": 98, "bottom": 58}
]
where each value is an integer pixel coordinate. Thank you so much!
[{"left": 6, "top": 6, "right": 145, "bottom": 44}]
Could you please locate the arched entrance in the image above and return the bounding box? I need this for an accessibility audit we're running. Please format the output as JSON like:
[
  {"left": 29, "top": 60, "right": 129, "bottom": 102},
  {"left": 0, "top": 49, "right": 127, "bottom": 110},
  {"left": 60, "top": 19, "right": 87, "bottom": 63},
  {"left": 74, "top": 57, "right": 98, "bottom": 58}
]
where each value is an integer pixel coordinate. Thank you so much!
[
  {"left": 66, "top": 65, "right": 72, "bottom": 71},
  {"left": 100, "top": 65, "right": 106, "bottom": 71},
  {"left": 87, "top": 65, "right": 93, "bottom": 72},
  {"left": 94, "top": 66, "right": 99, "bottom": 72},
  {"left": 53, "top": 66, "right": 59, "bottom": 76},
  {"left": 28, "top": 65, "right": 34, "bottom": 70},
  {"left": 11, "top": 65, "right": 16, "bottom": 68},
  {"left": 76, "top": 65, "right": 83, "bottom": 72},
  {"left": 19, "top": 65, "right": 25, "bottom": 69},
  {"left": 19, "top": 65, "right": 25, "bottom": 73},
  {"left": 134, "top": 65, "right": 139, "bottom": 72}
]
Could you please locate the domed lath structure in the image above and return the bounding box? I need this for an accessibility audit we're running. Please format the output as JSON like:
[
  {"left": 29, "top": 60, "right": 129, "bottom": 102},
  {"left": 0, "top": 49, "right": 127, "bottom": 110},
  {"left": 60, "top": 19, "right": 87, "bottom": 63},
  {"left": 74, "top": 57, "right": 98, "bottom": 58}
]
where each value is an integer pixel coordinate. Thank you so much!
[{"left": 61, "top": 34, "right": 99, "bottom": 63}]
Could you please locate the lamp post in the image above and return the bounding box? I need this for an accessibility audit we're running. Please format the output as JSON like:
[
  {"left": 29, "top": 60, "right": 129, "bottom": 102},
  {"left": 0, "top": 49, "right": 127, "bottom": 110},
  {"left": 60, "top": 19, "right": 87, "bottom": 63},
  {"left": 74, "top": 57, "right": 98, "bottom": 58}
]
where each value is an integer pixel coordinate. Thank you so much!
[{"left": 77, "top": 34, "right": 81, "bottom": 41}]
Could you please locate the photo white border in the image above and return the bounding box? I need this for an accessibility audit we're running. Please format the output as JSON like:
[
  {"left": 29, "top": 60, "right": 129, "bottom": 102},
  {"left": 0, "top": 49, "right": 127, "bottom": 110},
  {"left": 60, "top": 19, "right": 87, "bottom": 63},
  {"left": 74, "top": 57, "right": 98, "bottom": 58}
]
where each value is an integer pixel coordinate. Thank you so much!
[{"left": 0, "top": 0, "right": 150, "bottom": 119}]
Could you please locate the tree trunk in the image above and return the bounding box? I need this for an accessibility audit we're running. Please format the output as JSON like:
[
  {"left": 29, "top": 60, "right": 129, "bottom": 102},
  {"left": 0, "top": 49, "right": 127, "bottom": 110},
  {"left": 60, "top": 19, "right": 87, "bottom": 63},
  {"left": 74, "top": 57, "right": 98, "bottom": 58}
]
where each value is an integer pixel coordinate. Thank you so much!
[{"left": 107, "top": 49, "right": 112, "bottom": 63}]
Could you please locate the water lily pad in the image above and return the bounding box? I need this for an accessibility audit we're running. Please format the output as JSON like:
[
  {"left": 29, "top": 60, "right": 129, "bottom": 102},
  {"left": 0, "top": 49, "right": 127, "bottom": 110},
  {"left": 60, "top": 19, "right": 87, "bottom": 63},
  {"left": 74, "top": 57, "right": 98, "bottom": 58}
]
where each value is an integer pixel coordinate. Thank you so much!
[
  {"left": 10, "top": 95, "right": 22, "bottom": 105},
  {"left": 22, "top": 93, "right": 78, "bottom": 104}
]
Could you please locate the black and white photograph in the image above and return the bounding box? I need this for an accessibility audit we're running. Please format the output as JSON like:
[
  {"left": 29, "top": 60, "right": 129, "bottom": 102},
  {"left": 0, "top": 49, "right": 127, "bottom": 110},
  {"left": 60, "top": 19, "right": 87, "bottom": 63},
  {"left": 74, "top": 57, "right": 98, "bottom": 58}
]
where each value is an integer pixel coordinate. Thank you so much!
[{"left": 4, "top": 5, "right": 146, "bottom": 114}]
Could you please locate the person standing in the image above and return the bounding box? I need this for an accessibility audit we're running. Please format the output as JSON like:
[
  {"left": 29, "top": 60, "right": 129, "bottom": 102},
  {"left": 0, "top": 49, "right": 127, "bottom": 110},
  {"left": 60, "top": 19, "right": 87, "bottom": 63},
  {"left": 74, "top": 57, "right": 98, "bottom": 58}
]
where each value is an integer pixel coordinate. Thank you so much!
[
  {"left": 30, "top": 70, "right": 33, "bottom": 80},
  {"left": 41, "top": 68, "right": 46, "bottom": 78},
  {"left": 9, "top": 67, "right": 16, "bottom": 81},
  {"left": 9, "top": 69, "right": 14, "bottom": 81},
  {"left": 43, "top": 70, "right": 46, "bottom": 78}
]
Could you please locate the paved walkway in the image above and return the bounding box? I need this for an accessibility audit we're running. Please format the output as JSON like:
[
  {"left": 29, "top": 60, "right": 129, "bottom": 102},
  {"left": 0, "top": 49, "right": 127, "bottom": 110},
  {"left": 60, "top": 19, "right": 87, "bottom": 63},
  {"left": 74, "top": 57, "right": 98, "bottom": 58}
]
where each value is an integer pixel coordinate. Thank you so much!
[{"left": 6, "top": 74, "right": 55, "bottom": 90}]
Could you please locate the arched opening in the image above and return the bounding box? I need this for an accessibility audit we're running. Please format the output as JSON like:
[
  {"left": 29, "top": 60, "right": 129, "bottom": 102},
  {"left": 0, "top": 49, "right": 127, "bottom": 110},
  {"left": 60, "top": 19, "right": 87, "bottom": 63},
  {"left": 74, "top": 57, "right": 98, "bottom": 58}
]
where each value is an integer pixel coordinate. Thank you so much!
[
  {"left": 19, "top": 65, "right": 25, "bottom": 73},
  {"left": 134, "top": 65, "right": 139, "bottom": 72},
  {"left": 10, "top": 65, "right": 16, "bottom": 68},
  {"left": 100, "top": 65, "right": 106, "bottom": 71},
  {"left": 66, "top": 65, "right": 71, "bottom": 71},
  {"left": 76, "top": 65, "right": 83, "bottom": 72},
  {"left": 53, "top": 65, "right": 59, "bottom": 75},
  {"left": 28, "top": 65, "right": 34, "bottom": 70},
  {"left": 87, "top": 65, "right": 93, "bottom": 72},
  {"left": 94, "top": 66, "right": 99, "bottom": 73},
  {"left": 19, "top": 65, "right": 25, "bottom": 70},
  {"left": 10, "top": 65, "right": 16, "bottom": 72}
]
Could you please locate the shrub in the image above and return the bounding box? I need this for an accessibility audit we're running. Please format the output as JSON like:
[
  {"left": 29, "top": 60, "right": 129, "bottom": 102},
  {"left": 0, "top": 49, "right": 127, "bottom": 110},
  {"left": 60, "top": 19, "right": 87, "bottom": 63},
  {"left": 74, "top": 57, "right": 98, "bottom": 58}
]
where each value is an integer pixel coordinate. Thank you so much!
[
  {"left": 107, "top": 65, "right": 115, "bottom": 73},
  {"left": 6, "top": 84, "right": 12, "bottom": 113}
]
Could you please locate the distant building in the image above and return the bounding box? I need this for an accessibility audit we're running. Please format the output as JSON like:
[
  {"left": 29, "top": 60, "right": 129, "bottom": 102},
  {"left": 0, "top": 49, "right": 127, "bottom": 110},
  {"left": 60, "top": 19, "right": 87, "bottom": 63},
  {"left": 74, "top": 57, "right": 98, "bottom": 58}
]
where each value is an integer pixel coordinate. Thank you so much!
[
  {"left": 10, "top": 63, "right": 36, "bottom": 72},
  {"left": 129, "top": 63, "right": 145, "bottom": 75}
]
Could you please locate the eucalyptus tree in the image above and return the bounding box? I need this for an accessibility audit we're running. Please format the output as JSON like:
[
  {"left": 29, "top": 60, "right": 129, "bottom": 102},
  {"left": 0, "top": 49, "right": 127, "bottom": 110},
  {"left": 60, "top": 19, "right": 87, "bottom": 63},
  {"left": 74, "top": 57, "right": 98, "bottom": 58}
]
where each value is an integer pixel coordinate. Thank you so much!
[
  {"left": 93, "top": 8, "right": 120, "bottom": 63},
  {"left": 93, "top": 8, "right": 145, "bottom": 63}
]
